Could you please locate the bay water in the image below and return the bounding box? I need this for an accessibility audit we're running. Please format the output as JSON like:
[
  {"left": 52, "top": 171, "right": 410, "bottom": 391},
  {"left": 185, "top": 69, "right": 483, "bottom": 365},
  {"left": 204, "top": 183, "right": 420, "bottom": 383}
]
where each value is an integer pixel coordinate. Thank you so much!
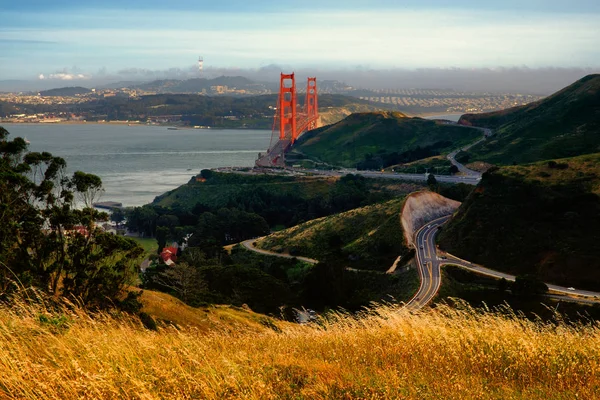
[{"left": 3, "top": 124, "right": 271, "bottom": 207}]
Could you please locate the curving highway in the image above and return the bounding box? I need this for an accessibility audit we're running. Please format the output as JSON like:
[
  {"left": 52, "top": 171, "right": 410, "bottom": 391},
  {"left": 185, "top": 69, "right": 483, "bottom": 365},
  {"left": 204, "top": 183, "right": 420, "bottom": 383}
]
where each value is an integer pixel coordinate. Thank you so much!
[
  {"left": 406, "top": 215, "right": 600, "bottom": 310},
  {"left": 405, "top": 215, "right": 451, "bottom": 309}
]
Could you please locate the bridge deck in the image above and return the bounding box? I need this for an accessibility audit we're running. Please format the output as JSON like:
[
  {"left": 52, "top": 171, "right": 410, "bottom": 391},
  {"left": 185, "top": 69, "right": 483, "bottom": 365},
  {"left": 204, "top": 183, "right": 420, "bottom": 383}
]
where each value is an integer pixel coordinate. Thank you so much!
[{"left": 255, "top": 139, "right": 291, "bottom": 167}]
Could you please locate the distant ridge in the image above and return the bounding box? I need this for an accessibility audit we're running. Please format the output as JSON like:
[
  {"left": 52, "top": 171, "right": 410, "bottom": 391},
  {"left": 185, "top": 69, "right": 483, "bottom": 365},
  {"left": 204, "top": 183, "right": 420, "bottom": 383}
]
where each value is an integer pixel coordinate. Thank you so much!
[
  {"left": 128, "top": 76, "right": 271, "bottom": 94},
  {"left": 39, "top": 86, "right": 91, "bottom": 96},
  {"left": 459, "top": 74, "right": 600, "bottom": 164}
]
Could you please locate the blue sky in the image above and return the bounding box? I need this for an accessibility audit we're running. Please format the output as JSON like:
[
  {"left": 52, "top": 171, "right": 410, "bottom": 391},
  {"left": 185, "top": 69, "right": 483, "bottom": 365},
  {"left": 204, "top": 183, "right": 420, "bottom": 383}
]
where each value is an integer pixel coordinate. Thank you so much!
[{"left": 1, "top": 1, "right": 599, "bottom": 82}]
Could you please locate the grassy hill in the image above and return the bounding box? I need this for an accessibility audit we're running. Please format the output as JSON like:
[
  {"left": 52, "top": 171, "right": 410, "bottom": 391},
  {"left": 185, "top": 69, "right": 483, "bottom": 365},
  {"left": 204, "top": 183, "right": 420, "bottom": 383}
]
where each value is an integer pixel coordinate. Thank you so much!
[
  {"left": 139, "top": 289, "right": 281, "bottom": 332},
  {"left": 292, "top": 111, "right": 481, "bottom": 167},
  {"left": 152, "top": 172, "right": 333, "bottom": 210},
  {"left": 438, "top": 152, "right": 600, "bottom": 290},
  {"left": 459, "top": 74, "right": 600, "bottom": 164},
  {"left": 318, "top": 102, "right": 394, "bottom": 126},
  {"left": 257, "top": 198, "right": 410, "bottom": 272},
  {"left": 151, "top": 171, "right": 426, "bottom": 230},
  {"left": 2, "top": 301, "right": 599, "bottom": 399}
]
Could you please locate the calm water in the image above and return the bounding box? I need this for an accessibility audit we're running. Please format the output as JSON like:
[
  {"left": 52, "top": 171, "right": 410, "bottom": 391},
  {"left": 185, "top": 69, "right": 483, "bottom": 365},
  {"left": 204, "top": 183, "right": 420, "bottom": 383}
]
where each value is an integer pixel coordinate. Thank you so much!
[{"left": 3, "top": 124, "right": 271, "bottom": 207}]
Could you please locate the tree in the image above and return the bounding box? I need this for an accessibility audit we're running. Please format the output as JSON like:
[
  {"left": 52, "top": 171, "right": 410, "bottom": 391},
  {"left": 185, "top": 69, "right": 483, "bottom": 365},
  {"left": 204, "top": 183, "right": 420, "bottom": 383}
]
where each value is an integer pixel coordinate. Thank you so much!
[
  {"left": 126, "top": 206, "right": 158, "bottom": 237},
  {"left": 427, "top": 173, "right": 437, "bottom": 187},
  {"left": 110, "top": 208, "right": 125, "bottom": 229},
  {"left": 200, "top": 169, "right": 213, "bottom": 180},
  {"left": 156, "top": 226, "right": 170, "bottom": 253},
  {"left": 511, "top": 275, "right": 549, "bottom": 298},
  {"left": 449, "top": 165, "right": 459, "bottom": 174},
  {"left": 302, "top": 262, "right": 346, "bottom": 309},
  {"left": 0, "top": 127, "right": 143, "bottom": 307},
  {"left": 154, "top": 262, "right": 204, "bottom": 303}
]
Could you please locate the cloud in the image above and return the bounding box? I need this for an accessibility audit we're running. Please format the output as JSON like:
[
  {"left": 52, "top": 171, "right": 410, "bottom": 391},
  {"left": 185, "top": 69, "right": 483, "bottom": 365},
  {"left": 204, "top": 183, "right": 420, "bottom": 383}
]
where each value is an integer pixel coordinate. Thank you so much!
[
  {"left": 5, "top": 8, "right": 600, "bottom": 74},
  {"left": 38, "top": 68, "right": 91, "bottom": 81},
  {"left": 42, "top": 73, "right": 90, "bottom": 80}
]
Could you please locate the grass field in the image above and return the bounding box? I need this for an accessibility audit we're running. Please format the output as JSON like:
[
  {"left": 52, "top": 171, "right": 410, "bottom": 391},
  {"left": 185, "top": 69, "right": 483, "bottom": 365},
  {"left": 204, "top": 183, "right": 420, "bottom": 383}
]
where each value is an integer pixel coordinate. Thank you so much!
[
  {"left": 130, "top": 236, "right": 158, "bottom": 255},
  {"left": 1, "top": 299, "right": 599, "bottom": 399}
]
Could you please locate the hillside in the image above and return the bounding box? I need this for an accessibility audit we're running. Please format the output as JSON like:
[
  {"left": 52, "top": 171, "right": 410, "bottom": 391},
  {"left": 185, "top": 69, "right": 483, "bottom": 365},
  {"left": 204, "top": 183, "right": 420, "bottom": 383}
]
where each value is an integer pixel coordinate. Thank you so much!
[
  {"left": 151, "top": 171, "right": 424, "bottom": 227},
  {"left": 318, "top": 102, "right": 394, "bottom": 126},
  {"left": 39, "top": 86, "right": 91, "bottom": 96},
  {"left": 2, "top": 301, "right": 599, "bottom": 399},
  {"left": 400, "top": 191, "right": 461, "bottom": 248},
  {"left": 459, "top": 74, "right": 600, "bottom": 164},
  {"left": 438, "top": 152, "right": 600, "bottom": 290},
  {"left": 152, "top": 173, "right": 335, "bottom": 211},
  {"left": 292, "top": 111, "right": 481, "bottom": 168},
  {"left": 257, "top": 198, "right": 409, "bottom": 272},
  {"left": 139, "top": 289, "right": 281, "bottom": 332}
]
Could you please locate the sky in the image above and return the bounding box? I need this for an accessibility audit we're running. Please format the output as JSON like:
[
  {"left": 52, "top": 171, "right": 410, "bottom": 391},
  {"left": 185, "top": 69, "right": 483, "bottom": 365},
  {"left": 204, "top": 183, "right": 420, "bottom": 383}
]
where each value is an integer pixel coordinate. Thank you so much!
[{"left": 1, "top": 0, "right": 599, "bottom": 91}]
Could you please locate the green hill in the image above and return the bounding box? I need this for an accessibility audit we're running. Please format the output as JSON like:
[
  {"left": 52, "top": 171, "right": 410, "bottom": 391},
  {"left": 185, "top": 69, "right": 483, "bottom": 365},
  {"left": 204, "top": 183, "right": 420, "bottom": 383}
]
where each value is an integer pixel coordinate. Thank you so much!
[
  {"left": 459, "top": 74, "right": 600, "bottom": 164},
  {"left": 152, "top": 172, "right": 331, "bottom": 211},
  {"left": 150, "top": 171, "right": 422, "bottom": 229},
  {"left": 292, "top": 112, "right": 481, "bottom": 168},
  {"left": 438, "top": 152, "right": 600, "bottom": 290},
  {"left": 257, "top": 198, "right": 411, "bottom": 272}
]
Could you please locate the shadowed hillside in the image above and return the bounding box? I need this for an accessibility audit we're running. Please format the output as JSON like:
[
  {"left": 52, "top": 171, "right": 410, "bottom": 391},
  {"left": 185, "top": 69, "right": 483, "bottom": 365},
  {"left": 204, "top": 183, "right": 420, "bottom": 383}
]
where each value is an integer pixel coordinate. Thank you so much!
[
  {"left": 459, "top": 74, "right": 600, "bottom": 164},
  {"left": 438, "top": 152, "right": 600, "bottom": 290}
]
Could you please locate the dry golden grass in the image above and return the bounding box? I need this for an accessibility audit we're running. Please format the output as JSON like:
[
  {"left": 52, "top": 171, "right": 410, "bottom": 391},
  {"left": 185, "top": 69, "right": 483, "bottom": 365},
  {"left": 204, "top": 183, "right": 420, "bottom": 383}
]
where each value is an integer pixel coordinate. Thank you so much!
[
  {"left": 1, "top": 298, "right": 599, "bottom": 399},
  {"left": 138, "top": 290, "right": 280, "bottom": 333}
]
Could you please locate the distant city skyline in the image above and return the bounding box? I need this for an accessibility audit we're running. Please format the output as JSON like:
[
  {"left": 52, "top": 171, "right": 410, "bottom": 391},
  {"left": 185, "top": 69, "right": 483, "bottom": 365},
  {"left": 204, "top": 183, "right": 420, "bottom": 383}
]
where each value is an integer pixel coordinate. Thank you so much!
[{"left": 1, "top": 1, "right": 599, "bottom": 90}]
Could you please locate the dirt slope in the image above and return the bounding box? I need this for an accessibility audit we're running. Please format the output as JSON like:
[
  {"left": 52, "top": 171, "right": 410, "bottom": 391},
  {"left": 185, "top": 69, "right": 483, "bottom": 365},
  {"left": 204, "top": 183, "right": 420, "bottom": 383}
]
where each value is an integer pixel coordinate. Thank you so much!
[{"left": 401, "top": 191, "right": 460, "bottom": 248}]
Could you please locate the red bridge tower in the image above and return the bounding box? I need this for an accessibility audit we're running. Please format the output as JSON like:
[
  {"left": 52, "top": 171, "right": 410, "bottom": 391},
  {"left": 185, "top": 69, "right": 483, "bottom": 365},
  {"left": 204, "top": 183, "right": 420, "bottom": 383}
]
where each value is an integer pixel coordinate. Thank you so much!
[{"left": 256, "top": 73, "right": 320, "bottom": 167}]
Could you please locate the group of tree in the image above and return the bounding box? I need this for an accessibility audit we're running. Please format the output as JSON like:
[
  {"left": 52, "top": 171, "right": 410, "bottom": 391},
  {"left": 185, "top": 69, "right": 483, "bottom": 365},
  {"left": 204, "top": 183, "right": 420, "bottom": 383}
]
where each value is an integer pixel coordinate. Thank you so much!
[
  {"left": 142, "top": 243, "right": 412, "bottom": 316},
  {"left": 126, "top": 173, "right": 390, "bottom": 254},
  {"left": 0, "top": 127, "right": 143, "bottom": 309}
]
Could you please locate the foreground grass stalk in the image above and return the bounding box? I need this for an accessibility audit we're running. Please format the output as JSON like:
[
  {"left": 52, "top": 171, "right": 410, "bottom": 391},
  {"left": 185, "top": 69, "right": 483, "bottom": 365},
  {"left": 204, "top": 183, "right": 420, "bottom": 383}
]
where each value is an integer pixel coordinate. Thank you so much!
[{"left": 0, "top": 299, "right": 598, "bottom": 399}]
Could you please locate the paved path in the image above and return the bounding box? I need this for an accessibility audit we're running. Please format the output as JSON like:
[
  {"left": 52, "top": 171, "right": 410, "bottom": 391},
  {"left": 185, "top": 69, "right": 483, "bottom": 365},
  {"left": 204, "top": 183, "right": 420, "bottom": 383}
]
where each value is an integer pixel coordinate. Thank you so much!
[
  {"left": 294, "top": 168, "right": 480, "bottom": 185},
  {"left": 240, "top": 238, "right": 318, "bottom": 264},
  {"left": 445, "top": 127, "right": 491, "bottom": 177}
]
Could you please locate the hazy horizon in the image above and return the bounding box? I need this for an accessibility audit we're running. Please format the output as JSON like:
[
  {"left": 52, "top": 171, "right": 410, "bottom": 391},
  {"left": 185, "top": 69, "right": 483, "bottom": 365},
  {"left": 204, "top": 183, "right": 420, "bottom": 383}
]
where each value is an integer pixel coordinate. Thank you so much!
[
  {"left": 1, "top": 67, "right": 598, "bottom": 95},
  {"left": 2, "top": 1, "right": 599, "bottom": 94}
]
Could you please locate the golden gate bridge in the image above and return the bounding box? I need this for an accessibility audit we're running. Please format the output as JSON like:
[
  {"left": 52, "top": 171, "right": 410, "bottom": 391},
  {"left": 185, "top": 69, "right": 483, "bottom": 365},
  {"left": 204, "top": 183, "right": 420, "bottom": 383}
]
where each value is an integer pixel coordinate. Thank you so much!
[{"left": 255, "top": 73, "right": 319, "bottom": 167}]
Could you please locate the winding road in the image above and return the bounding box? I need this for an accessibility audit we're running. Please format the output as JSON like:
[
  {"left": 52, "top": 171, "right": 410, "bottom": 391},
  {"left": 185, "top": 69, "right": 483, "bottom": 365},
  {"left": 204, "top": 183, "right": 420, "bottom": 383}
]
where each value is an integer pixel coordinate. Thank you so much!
[
  {"left": 240, "top": 238, "right": 318, "bottom": 264},
  {"left": 235, "top": 215, "right": 600, "bottom": 311},
  {"left": 233, "top": 127, "right": 600, "bottom": 310},
  {"left": 406, "top": 215, "right": 600, "bottom": 309},
  {"left": 405, "top": 215, "right": 451, "bottom": 309}
]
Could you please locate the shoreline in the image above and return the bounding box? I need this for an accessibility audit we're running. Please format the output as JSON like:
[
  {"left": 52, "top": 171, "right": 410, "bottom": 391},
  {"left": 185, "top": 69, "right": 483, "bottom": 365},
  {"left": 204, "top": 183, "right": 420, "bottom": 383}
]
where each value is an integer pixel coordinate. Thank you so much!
[
  {"left": 0, "top": 121, "right": 267, "bottom": 131},
  {"left": 0, "top": 121, "right": 269, "bottom": 131}
]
